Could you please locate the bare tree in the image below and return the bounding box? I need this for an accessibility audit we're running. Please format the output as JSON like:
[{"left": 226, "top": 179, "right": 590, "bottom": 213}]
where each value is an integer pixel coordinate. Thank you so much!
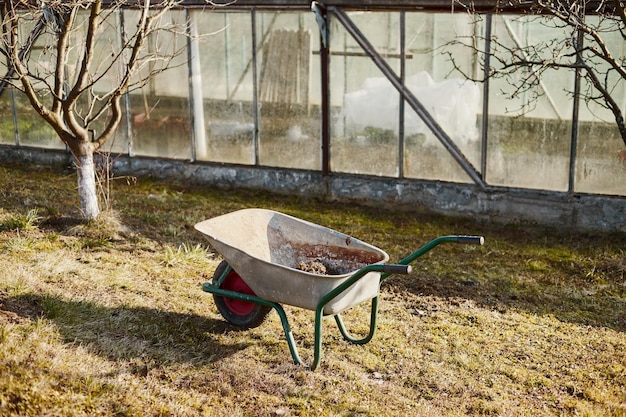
[
  {"left": 1, "top": 0, "right": 199, "bottom": 219},
  {"left": 447, "top": 0, "right": 626, "bottom": 148}
]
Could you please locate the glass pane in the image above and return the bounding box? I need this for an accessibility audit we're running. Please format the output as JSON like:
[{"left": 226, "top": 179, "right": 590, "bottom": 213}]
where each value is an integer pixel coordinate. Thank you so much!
[
  {"left": 256, "top": 12, "right": 321, "bottom": 170},
  {"left": 14, "top": 91, "right": 63, "bottom": 149},
  {"left": 73, "top": 10, "right": 129, "bottom": 154},
  {"left": 404, "top": 12, "right": 482, "bottom": 182},
  {"left": 86, "top": 10, "right": 129, "bottom": 154},
  {"left": 0, "top": 26, "right": 10, "bottom": 145},
  {"left": 194, "top": 12, "right": 255, "bottom": 164},
  {"left": 0, "top": 91, "right": 15, "bottom": 145},
  {"left": 10, "top": 19, "right": 64, "bottom": 149},
  {"left": 0, "top": 46, "right": 14, "bottom": 146},
  {"left": 7, "top": 10, "right": 128, "bottom": 152},
  {"left": 330, "top": 12, "right": 399, "bottom": 176},
  {"left": 128, "top": 10, "right": 191, "bottom": 159},
  {"left": 575, "top": 16, "right": 626, "bottom": 195},
  {"left": 486, "top": 15, "right": 573, "bottom": 191},
  {"left": 576, "top": 120, "right": 626, "bottom": 195},
  {"left": 409, "top": 13, "right": 481, "bottom": 82}
]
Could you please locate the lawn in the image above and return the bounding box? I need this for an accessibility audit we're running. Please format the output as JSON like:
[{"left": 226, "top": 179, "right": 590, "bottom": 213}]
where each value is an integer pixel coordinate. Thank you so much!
[{"left": 0, "top": 163, "right": 625, "bottom": 416}]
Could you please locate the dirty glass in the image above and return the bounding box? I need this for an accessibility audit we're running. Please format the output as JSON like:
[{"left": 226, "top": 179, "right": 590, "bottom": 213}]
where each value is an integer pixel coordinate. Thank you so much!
[
  {"left": 574, "top": 16, "right": 626, "bottom": 196},
  {"left": 84, "top": 10, "right": 129, "bottom": 155},
  {"left": 0, "top": 46, "right": 14, "bottom": 145},
  {"left": 193, "top": 11, "right": 255, "bottom": 164},
  {"left": 9, "top": 18, "right": 63, "bottom": 149},
  {"left": 71, "top": 10, "right": 129, "bottom": 155},
  {"left": 403, "top": 12, "right": 482, "bottom": 183},
  {"left": 486, "top": 15, "right": 573, "bottom": 191},
  {"left": 128, "top": 10, "right": 191, "bottom": 159},
  {"left": 330, "top": 12, "right": 400, "bottom": 177},
  {"left": 256, "top": 12, "right": 322, "bottom": 170},
  {"left": 576, "top": 118, "right": 626, "bottom": 196},
  {"left": 8, "top": 10, "right": 128, "bottom": 152},
  {"left": 13, "top": 91, "right": 61, "bottom": 149},
  {"left": 0, "top": 32, "right": 10, "bottom": 146},
  {"left": 0, "top": 89, "right": 14, "bottom": 145}
]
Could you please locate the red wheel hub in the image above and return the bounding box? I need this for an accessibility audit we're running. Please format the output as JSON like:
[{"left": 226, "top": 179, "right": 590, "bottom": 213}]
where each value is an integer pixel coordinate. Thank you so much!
[{"left": 222, "top": 270, "right": 257, "bottom": 316}]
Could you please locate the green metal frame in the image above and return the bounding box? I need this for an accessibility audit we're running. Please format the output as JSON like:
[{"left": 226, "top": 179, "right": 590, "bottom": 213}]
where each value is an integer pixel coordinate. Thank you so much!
[{"left": 202, "top": 235, "right": 483, "bottom": 370}]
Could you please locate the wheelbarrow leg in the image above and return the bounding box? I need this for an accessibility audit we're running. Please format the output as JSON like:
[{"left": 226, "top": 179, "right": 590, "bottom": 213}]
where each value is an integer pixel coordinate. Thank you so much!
[
  {"left": 202, "top": 283, "right": 306, "bottom": 366},
  {"left": 311, "top": 264, "right": 409, "bottom": 370},
  {"left": 271, "top": 303, "right": 305, "bottom": 367},
  {"left": 333, "top": 296, "right": 379, "bottom": 345}
]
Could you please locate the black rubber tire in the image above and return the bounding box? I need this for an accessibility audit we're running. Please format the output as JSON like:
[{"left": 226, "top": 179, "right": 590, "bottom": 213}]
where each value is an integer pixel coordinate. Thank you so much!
[{"left": 212, "top": 260, "right": 271, "bottom": 329}]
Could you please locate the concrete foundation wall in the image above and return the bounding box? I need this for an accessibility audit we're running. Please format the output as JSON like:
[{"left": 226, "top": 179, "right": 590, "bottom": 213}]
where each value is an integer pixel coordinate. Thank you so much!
[{"left": 2, "top": 146, "right": 624, "bottom": 232}]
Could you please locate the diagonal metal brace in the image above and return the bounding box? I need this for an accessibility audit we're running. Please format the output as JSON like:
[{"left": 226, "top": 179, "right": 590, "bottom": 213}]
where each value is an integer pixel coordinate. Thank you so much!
[{"left": 331, "top": 7, "right": 487, "bottom": 189}]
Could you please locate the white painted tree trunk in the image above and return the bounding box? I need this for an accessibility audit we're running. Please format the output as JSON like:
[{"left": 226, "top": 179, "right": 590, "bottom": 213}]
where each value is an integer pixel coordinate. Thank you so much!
[{"left": 76, "top": 153, "right": 100, "bottom": 219}]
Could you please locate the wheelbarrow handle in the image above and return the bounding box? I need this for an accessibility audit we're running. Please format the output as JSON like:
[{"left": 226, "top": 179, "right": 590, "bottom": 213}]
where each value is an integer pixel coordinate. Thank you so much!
[
  {"left": 456, "top": 235, "right": 485, "bottom": 245},
  {"left": 381, "top": 264, "right": 412, "bottom": 275},
  {"left": 381, "top": 235, "right": 485, "bottom": 282}
]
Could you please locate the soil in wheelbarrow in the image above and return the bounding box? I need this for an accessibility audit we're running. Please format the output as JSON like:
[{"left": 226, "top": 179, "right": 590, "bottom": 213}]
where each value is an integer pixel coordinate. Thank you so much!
[{"left": 291, "top": 243, "right": 383, "bottom": 275}]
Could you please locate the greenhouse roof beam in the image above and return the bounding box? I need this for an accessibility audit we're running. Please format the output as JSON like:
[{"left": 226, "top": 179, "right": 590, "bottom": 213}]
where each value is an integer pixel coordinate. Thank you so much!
[
  {"left": 1, "top": 1, "right": 617, "bottom": 14},
  {"left": 180, "top": 0, "right": 617, "bottom": 14}
]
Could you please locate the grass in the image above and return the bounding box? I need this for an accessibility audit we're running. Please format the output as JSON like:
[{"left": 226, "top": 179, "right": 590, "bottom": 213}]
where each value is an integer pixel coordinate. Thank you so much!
[
  {"left": 0, "top": 162, "right": 625, "bottom": 416},
  {"left": 0, "top": 208, "right": 40, "bottom": 232}
]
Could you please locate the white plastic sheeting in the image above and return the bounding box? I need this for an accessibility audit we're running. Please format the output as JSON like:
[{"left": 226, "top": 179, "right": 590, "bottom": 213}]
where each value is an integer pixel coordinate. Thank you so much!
[{"left": 338, "top": 71, "right": 481, "bottom": 145}]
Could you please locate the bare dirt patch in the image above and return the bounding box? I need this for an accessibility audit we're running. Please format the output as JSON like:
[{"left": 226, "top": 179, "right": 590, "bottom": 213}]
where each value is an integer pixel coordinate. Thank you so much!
[{"left": 0, "top": 292, "right": 45, "bottom": 325}]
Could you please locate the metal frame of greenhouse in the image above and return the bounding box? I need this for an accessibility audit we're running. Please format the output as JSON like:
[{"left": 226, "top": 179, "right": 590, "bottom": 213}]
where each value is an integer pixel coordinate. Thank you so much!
[{"left": 0, "top": 0, "right": 625, "bottom": 231}]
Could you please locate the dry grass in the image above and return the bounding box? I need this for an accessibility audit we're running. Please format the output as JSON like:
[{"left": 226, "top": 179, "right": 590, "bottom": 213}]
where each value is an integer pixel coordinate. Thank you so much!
[{"left": 0, "top": 163, "right": 625, "bottom": 416}]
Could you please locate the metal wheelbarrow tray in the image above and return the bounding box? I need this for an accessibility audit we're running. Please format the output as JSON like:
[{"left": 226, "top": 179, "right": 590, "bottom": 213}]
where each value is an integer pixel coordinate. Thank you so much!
[{"left": 195, "top": 208, "right": 484, "bottom": 370}]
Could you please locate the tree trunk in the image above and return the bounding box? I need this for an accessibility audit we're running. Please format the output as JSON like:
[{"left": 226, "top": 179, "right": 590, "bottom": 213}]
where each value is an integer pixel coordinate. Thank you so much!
[{"left": 75, "top": 151, "right": 100, "bottom": 219}]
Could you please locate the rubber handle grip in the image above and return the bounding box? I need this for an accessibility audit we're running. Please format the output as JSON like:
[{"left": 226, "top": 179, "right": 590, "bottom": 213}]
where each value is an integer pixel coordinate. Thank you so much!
[
  {"left": 456, "top": 236, "right": 484, "bottom": 245},
  {"left": 381, "top": 264, "right": 412, "bottom": 275}
]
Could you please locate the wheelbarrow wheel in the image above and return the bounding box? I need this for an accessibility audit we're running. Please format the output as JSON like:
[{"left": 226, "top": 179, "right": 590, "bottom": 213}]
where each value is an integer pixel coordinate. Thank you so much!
[{"left": 212, "top": 260, "right": 271, "bottom": 329}]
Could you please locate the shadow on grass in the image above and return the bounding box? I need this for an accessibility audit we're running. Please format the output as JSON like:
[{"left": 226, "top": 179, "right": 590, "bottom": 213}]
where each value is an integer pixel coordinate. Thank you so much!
[
  {"left": 387, "top": 272, "right": 626, "bottom": 333},
  {"left": 377, "top": 226, "right": 626, "bottom": 333},
  {"left": 0, "top": 292, "right": 251, "bottom": 366}
]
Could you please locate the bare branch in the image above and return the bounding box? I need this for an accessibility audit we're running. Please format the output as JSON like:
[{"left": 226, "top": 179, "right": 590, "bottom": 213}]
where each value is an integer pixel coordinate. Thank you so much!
[
  {"left": 95, "top": 0, "right": 185, "bottom": 146},
  {"left": 66, "top": 0, "right": 101, "bottom": 107},
  {"left": 444, "top": 0, "right": 626, "bottom": 146}
]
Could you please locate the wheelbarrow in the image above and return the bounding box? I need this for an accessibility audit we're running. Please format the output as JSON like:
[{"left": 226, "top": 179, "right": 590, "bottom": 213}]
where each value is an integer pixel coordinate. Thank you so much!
[{"left": 195, "top": 208, "right": 484, "bottom": 370}]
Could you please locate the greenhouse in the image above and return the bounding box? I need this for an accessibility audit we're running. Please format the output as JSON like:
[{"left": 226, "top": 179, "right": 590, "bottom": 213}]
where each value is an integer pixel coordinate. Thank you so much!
[{"left": 0, "top": 1, "right": 625, "bottom": 230}]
